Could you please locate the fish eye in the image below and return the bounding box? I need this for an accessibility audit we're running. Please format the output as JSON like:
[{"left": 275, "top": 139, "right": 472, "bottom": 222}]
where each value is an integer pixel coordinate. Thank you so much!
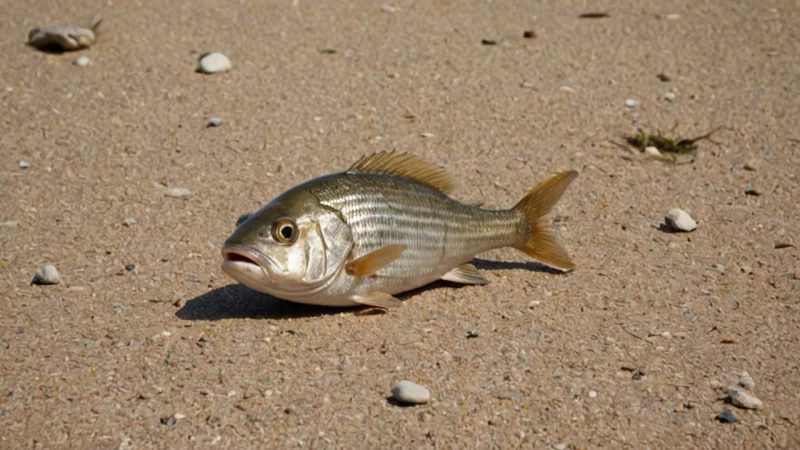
[{"left": 271, "top": 218, "right": 298, "bottom": 245}]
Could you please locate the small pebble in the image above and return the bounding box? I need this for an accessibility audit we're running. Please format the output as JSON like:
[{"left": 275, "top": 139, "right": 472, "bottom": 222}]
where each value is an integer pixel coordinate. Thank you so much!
[
  {"left": 711, "top": 264, "right": 726, "bottom": 275},
  {"left": 466, "top": 330, "right": 481, "bottom": 338},
  {"left": 207, "top": 117, "right": 223, "bottom": 127},
  {"left": 391, "top": 380, "right": 430, "bottom": 405},
  {"left": 523, "top": 30, "right": 537, "bottom": 39},
  {"left": 32, "top": 264, "right": 60, "bottom": 285},
  {"left": 197, "top": 52, "right": 232, "bottom": 74},
  {"left": 554, "top": 444, "right": 567, "bottom": 450},
  {"left": 125, "top": 264, "right": 136, "bottom": 272},
  {"left": 656, "top": 72, "right": 671, "bottom": 82},
  {"left": 588, "top": 390, "right": 597, "bottom": 398},
  {"left": 644, "top": 146, "right": 662, "bottom": 157},
  {"left": 73, "top": 56, "right": 90, "bottom": 67},
  {"left": 794, "top": 270, "right": 800, "bottom": 281},
  {"left": 665, "top": 208, "right": 698, "bottom": 232},
  {"left": 716, "top": 410, "right": 738, "bottom": 423},
  {"left": 729, "top": 389, "right": 763, "bottom": 410},
  {"left": 122, "top": 217, "right": 136, "bottom": 227},
  {"left": 625, "top": 99, "right": 639, "bottom": 108},
  {"left": 165, "top": 187, "right": 192, "bottom": 198},
  {"left": 738, "top": 372, "right": 755, "bottom": 389},
  {"left": 744, "top": 181, "right": 761, "bottom": 196},
  {"left": 666, "top": 13, "right": 682, "bottom": 20},
  {"left": 660, "top": 331, "right": 672, "bottom": 339},
  {"left": 19, "top": 160, "right": 31, "bottom": 169},
  {"left": 664, "top": 92, "right": 676, "bottom": 102}
]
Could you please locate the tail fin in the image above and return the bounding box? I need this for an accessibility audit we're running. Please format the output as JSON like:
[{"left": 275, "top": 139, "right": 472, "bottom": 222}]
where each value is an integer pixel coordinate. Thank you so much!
[{"left": 513, "top": 171, "right": 578, "bottom": 271}]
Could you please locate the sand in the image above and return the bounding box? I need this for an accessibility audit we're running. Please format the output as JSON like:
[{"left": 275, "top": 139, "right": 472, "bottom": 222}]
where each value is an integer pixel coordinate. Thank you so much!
[{"left": 2, "top": 0, "right": 799, "bottom": 448}]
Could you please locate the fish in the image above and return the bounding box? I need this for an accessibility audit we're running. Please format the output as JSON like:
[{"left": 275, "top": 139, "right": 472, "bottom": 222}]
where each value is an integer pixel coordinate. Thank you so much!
[{"left": 221, "top": 152, "right": 577, "bottom": 309}]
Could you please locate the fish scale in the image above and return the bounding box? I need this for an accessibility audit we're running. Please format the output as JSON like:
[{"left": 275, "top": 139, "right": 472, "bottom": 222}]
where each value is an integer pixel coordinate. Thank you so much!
[{"left": 310, "top": 173, "right": 520, "bottom": 295}]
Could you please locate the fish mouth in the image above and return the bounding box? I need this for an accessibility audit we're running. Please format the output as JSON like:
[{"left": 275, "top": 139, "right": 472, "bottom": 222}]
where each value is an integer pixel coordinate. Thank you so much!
[{"left": 220, "top": 246, "right": 276, "bottom": 292}]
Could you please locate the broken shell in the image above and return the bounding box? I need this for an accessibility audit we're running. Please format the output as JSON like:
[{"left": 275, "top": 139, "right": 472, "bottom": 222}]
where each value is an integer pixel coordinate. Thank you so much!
[{"left": 28, "top": 26, "right": 95, "bottom": 51}]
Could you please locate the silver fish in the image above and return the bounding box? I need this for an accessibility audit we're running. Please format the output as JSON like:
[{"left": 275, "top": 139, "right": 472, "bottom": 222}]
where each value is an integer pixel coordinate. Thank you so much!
[{"left": 221, "top": 152, "right": 577, "bottom": 308}]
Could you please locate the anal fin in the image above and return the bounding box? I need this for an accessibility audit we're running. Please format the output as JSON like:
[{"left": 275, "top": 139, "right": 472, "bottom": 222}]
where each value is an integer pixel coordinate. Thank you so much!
[
  {"left": 441, "top": 263, "right": 489, "bottom": 285},
  {"left": 351, "top": 292, "right": 403, "bottom": 309},
  {"left": 345, "top": 244, "right": 406, "bottom": 277}
]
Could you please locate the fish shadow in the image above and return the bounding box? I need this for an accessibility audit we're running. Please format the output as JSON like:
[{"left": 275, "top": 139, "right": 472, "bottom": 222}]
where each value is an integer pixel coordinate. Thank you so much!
[
  {"left": 177, "top": 259, "right": 563, "bottom": 321},
  {"left": 471, "top": 258, "right": 566, "bottom": 275},
  {"left": 176, "top": 284, "right": 350, "bottom": 321}
]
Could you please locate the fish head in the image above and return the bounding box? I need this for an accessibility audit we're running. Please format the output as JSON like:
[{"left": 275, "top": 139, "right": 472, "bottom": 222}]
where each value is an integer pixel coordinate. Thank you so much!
[{"left": 220, "top": 184, "right": 353, "bottom": 298}]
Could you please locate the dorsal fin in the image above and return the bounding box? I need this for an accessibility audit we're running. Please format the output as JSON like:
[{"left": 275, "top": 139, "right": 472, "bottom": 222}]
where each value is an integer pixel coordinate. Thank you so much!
[{"left": 347, "top": 151, "right": 455, "bottom": 194}]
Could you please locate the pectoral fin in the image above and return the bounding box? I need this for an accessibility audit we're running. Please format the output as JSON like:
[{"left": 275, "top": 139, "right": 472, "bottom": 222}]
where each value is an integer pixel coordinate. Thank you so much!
[
  {"left": 345, "top": 244, "right": 406, "bottom": 277},
  {"left": 351, "top": 292, "right": 403, "bottom": 309},
  {"left": 441, "top": 263, "right": 489, "bottom": 285}
]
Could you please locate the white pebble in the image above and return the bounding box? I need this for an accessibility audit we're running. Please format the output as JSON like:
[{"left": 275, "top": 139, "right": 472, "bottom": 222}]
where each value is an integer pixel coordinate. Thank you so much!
[
  {"left": 391, "top": 380, "right": 430, "bottom": 405},
  {"left": 33, "top": 264, "right": 61, "bottom": 285},
  {"left": 588, "top": 390, "right": 597, "bottom": 398},
  {"left": 625, "top": 99, "right": 639, "bottom": 108},
  {"left": 174, "top": 413, "right": 186, "bottom": 420},
  {"left": 729, "top": 389, "right": 763, "bottom": 410},
  {"left": 197, "top": 52, "right": 232, "bottom": 74},
  {"left": 554, "top": 444, "right": 567, "bottom": 450},
  {"left": 665, "top": 208, "right": 697, "bottom": 232},
  {"left": 738, "top": 372, "right": 755, "bottom": 389},
  {"left": 165, "top": 187, "right": 192, "bottom": 198},
  {"left": 661, "top": 331, "right": 672, "bottom": 339},
  {"left": 664, "top": 92, "right": 676, "bottom": 102},
  {"left": 19, "top": 160, "right": 31, "bottom": 169},
  {"left": 666, "top": 13, "right": 682, "bottom": 20},
  {"left": 73, "top": 56, "right": 90, "bottom": 67},
  {"left": 207, "top": 117, "right": 223, "bottom": 127},
  {"left": 122, "top": 217, "right": 136, "bottom": 227},
  {"left": 644, "top": 146, "right": 662, "bottom": 157}
]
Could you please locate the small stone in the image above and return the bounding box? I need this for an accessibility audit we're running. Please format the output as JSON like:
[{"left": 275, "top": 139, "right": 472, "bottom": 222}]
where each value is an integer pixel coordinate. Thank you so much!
[
  {"left": 28, "top": 26, "right": 95, "bottom": 51},
  {"left": 554, "top": 444, "right": 567, "bottom": 450},
  {"left": 744, "top": 181, "right": 761, "bottom": 196},
  {"left": 644, "top": 146, "right": 662, "bottom": 157},
  {"left": 165, "top": 187, "right": 192, "bottom": 198},
  {"left": 794, "top": 270, "right": 800, "bottom": 281},
  {"left": 660, "top": 331, "right": 672, "bottom": 339},
  {"left": 666, "top": 13, "right": 682, "bottom": 20},
  {"left": 523, "top": 30, "right": 537, "bottom": 39},
  {"left": 19, "top": 160, "right": 31, "bottom": 169},
  {"left": 743, "top": 162, "right": 757, "bottom": 171},
  {"left": 122, "top": 218, "right": 136, "bottom": 227},
  {"left": 738, "top": 372, "right": 755, "bottom": 389},
  {"left": 32, "top": 264, "right": 60, "bottom": 285},
  {"left": 625, "top": 99, "right": 639, "bottom": 108},
  {"left": 207, "top": 117, "right": 223, "bottom": 127},
  {"left": 664, "top": 92, "right": 676, "bottom": 102},
  {"left": 729, "top": 389, "right": 763, "bottom": 410},
  {"left": 197, "top": 52, "right": 232, "bottom": 74},
  {"left": 125, "top": 264, "right": 136, "bottom": 272},
  {"left": 466, "top": 330, "right": 481, "bottom": 338},
  {"left": 391, "top": 380, "right": 430, "bottom": 405},
  {"left": 656, "top": 72, "right": 671, "bottom": 82},
  {"left": 716, "top": 410, "right": 738, "bottom": 423},
  {"left": 174, "top": 413, "right": 186, "bottom": 420},
  {"left": 711, "top": 264, "right": 725, "bottom": 275},
  {"left": 665, "top": 208, "right": 697, "bottom": 232},
  {"left": 73, "top": 56, "right": 90, "bottom": 67},
  {"left": 588, "top": 390, "right": 597, "bottom": 398},
  {"left": 496, "top": 391, "right": 519, "bottom": 401}
]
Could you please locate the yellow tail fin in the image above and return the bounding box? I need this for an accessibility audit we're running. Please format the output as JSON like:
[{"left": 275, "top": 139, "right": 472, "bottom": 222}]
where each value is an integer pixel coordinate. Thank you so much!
[{"left": 513, "top": 171, "right": 578, "bottom": 271}]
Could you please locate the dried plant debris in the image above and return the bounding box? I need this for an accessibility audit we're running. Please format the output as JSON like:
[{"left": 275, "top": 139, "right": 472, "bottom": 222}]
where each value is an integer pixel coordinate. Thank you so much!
[{"left": 622, "top": 126, "right": 723, "bottom": 164}]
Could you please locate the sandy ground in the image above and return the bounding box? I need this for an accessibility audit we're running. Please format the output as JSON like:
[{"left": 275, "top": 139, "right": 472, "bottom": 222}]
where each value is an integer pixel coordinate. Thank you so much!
[{"left": 2, "top": 0, "right": 799, "bottom": 448}]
